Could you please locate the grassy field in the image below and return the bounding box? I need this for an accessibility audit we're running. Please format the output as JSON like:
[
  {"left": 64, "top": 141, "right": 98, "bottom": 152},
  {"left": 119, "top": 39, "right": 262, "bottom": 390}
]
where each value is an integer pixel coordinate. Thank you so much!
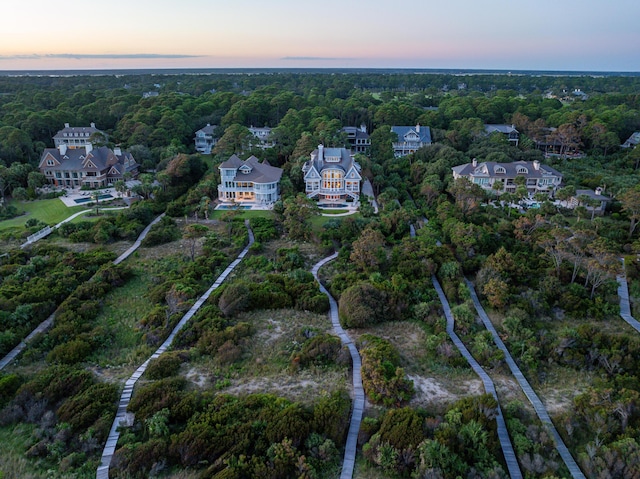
[
  {"left": 209, "top": 209, "right": 274, "bottom": 221},
  {"left": 0, "top": 198, "right": 86, "bottom": 230},
  {"left": 89, "top": 267, "right": 156, "bottom": 373}
]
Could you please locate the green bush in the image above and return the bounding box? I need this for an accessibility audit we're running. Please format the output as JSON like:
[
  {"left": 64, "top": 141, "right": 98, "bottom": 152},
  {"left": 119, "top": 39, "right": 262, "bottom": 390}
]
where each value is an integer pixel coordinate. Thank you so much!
[
  {"left": 292, "top": 333, "right": 341, "bottom": 368},
  {"left": 146, "top": 353, "right": 182, "bottom": 379},
  {"left": 338, "top": 282, "right": 390, "bottom": 328},
  {"left": 56, "top": 383, "right": 119, "bottom": 431},
  {"left": 358, "top": 334, "right": 414, "bottom": 406},
  {"left": 47, "top": 339, "right": 92, "bottom": 364}
]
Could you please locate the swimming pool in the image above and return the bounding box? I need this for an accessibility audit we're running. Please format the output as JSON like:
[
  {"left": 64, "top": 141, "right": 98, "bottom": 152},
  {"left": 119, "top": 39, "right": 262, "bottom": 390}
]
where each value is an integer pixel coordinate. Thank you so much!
[
  {"left": 73, "top": 194, "right": 114, "bottom": 204},
  {"left": 216, "top": 204, "right": 252, "bottom": 210}
]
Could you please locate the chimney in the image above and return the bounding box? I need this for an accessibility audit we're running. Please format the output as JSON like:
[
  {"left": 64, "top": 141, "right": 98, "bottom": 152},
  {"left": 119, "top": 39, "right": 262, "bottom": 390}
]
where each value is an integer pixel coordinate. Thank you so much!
[
  {"left": 533, "top": 160, "right": 540, "bottom": 170},
  {"left": 416, "top": 123, "right": 420, "bottom": 133},
  {"left": 90, "top": 122, "right": 95, "bottom": 128},
  {"left": 85, "top": 144, "right": 93, "bottom": 154},
  {"left": 64, "top": 123, "right": 70, "bottom": 128},
  {"left": 58, "top": 144, "right": 67, "bottom": 155},
  {"left": 318, "top": 145, "right": 324, "bottom": 162},
  {"left": 114, "top": 146, "right": 122, "bottom": 156},
  {"left": 360, "top": 123, "right": 367, "bottom": 133},
  {"left": 595, "top": 187, "right": 602, "bottom": 196},
  {"left": 472, "top": 158, "right": 477, "bottom": 167}
]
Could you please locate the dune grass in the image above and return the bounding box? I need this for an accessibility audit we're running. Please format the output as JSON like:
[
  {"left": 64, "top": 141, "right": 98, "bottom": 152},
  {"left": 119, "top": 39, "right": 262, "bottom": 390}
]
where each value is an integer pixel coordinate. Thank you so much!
[{"left": 89, "top": 268, "right": 156, "bottom": 371}]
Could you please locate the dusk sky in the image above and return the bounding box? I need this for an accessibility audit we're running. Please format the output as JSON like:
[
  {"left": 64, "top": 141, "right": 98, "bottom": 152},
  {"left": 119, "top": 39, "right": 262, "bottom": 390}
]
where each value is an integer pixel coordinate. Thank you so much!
[{"left": 1, "top": 0, "right": 638, "bottom": 72}]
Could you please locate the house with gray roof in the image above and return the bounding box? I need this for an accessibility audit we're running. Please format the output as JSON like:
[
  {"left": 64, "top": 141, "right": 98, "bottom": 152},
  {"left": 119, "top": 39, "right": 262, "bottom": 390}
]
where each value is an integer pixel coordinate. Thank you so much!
[
  {"left": 302, "top": 145, "right": 362, "bottom": 202},
  {"left": 39, "top": 144, "right": 138, "bottom": 189},
  {"left": 622, "top": 132, "right": 640, "bottom": 149},
  {"left": 391, "top": 124, "right": 432, "bottom": 157},
  {"left": 194, "top": 124, "right": 217, "bottom": 154},
  {"left": 341, "top": 125, "right": 370, "bottom": 154},
  {"left": 484, "top": 124, "right": 519, "bottom": 146},
  {"left": 452, "top": 159, "right": 562, "bottom": 197},
  {"left": 248, "top": 126, "right": 275, "bottom": 149},
  {"left": 569, "top": 188, "right": 611, "bottom": 215},
  {"left": 53, "top": 123, "right": 106, "bottom": 150},
  {"left": 218, "top": 154, "right": 283, "bottom": 205}
]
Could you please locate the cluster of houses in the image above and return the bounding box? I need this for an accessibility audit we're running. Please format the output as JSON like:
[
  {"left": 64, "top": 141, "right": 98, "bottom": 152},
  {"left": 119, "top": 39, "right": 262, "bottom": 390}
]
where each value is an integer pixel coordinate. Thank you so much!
[{"left": 37, "top": 120, "right": 626, "bottom": 214}]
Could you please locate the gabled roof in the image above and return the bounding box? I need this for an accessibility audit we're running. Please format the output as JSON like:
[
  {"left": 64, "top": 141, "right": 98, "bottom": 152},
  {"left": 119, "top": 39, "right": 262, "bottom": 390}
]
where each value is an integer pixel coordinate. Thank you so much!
[
  {"left": 39, "top": 146, "right": 137, "bottom": 173},
  {"left": 391, "top": 125, "right": 431, "bottom": 144},
  {"left": 303, "top": 147, "right": 359, "bottom": 179},
  {"left": 484, "top": 124, "right": 518, "bottom": 135},
  {"left": 452, "top": 160, "right": 562, "bottom": 179},
  {"left": 219, "top": 154, "right": 244, "bottom": 169},
  {"left": 622, "top": 132, "right": 640, "bottom": 148},
  {"left": 575, "top": 189, "right": 611, "bottom": 201},
  {"left": 219, "top": 155, "right": 283, "bottom": 183},
  {"left": 341, "top": 126, "right": 369, "bottom": 140},
  {"left": 196, "top": 124, "right": 217, "bottom": 135},
  {"left": 53, "top": 124, "right": 104, "bottom": 140}
]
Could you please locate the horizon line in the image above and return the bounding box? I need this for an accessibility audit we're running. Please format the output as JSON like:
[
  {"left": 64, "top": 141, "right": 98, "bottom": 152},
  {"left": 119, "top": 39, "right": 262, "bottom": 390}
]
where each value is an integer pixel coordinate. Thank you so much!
[{"left": 0, "top": 66, "right": 639, "bottom": 76}]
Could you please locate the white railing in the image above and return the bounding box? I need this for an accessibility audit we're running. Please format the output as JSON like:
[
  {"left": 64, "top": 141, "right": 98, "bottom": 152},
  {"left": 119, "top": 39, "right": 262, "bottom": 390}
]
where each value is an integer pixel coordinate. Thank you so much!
[{"left": 23, "top": 226, "right": 53, "bottom": 247}]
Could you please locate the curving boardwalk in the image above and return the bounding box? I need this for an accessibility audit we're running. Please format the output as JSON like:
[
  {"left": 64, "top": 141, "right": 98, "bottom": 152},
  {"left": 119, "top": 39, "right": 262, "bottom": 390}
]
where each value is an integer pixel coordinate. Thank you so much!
[
  {"left": 311, "top": 253, "right": 365, "bottom": 479},
  {"left": 432, "top": 277, "right": 522, "bottom": 479},
  {"left": 617, "top": 259, "right": 640, "bottom": 333},
  {"left": 96, "top": 221, "right": 254, "bottom": 479},
  {"left": 0, "top": 214, "right": 164, "bottom": 371},
  {"left": 464, "top": 278, "right": 586, "bottom": 479}
]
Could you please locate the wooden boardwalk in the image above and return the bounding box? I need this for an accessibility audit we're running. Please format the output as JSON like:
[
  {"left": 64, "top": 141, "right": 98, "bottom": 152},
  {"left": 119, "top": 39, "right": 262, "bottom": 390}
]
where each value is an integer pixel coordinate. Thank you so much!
[
  {"left": 96, "top": 221, "right": 254, "bottom": 479},
  {"left": 0, "top": 214, "right": 165, "bottom": 372},
  {"left": 311, "top": 253, "right": 365, "bottom": 479},
  {"left": 432, "top": 277, "right": 523, "bottom": 479},
  {"left": 464, "top": 278, "right": 586, "bottom": 479},
  {"left": 617, "top": 259, "right": 640, "bottom": 333}
]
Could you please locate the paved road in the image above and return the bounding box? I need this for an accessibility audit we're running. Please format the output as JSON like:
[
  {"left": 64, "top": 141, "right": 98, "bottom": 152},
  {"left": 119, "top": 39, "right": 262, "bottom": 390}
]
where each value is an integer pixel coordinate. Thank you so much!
[
  {"left": 432, "top": 276, "right": 523, "bottom": 479},
  {"left": 0, "top": 214, "right": 163, "bottom": 371},
  {"left": 311, "top": 253, "right": 365, "bottom": 479},
  {"left": 617, "top": 259, "right": 640, "bottom": 333},
  {"left": 464, "top": 278, "right": 586, "bottom": 479},
  {"left": 96, "top": 221, "right": 255, "bottom": 479}
]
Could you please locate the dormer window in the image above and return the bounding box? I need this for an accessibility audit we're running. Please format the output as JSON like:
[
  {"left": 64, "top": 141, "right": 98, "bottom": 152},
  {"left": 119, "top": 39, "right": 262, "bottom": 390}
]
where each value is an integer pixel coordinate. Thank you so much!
[
  {"left": 517, "top": 167, "right": 528, "bottom": 174},
  {"left": 494, "top": 166, "right": 506, "bottom": 174}
]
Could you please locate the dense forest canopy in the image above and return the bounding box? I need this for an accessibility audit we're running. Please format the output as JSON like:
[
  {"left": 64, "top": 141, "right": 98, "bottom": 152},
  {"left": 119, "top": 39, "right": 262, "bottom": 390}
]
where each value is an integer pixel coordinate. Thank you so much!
[{"left": 3, "top": 70, "right": 640, "bottom": 478}]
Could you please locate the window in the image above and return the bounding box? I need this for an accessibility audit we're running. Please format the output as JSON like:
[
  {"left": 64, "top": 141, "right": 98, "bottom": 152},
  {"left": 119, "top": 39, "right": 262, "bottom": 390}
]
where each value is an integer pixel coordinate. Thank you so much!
[
  {"left": 46, "top": 159, "right": 55, "bottom": 166},
  {"left": 494, "top": 166, "right": 506, "bottom": 174},
  {"left": 473, "top": 177, "right": 490, "bottom": 185},
  {"left": 517, "top": 167, "right": 528, "bottom": 174}
]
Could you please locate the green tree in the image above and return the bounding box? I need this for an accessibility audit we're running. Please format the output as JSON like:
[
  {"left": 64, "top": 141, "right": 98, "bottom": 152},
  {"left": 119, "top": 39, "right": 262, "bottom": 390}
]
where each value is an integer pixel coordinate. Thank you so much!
[
  {"left": 350, "top": 226, "right": 386, "bottom": 273},
  {"left": 213, "top": 124, "right": 253, "bottom": 156},
  {"left": 282, "top": 194, "right": 319, "bottom": 241},
  {"left": 183, "top": 223, "right": 209, "bottom": 261},
  {"left": 620, "top": 186, "right": 640, "bottom": 239}
]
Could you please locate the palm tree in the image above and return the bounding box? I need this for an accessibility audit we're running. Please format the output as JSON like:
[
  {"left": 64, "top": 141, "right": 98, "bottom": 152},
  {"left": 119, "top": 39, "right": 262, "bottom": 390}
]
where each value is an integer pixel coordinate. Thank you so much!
[{"left": 91, "top": 190, "right": 102, "bottom": 216}]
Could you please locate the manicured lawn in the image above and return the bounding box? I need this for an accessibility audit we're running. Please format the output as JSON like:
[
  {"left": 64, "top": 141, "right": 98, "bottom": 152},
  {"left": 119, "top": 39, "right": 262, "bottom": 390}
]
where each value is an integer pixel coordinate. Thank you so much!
[
  {"left": 209, "top": 209, "right": 274, "bottom": 221},
  {"left": 310, "top": 212, "right": 361, "bottom": 233},
  {"left": 0, "top": 198, "right": 86, "bottom": 230}
]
